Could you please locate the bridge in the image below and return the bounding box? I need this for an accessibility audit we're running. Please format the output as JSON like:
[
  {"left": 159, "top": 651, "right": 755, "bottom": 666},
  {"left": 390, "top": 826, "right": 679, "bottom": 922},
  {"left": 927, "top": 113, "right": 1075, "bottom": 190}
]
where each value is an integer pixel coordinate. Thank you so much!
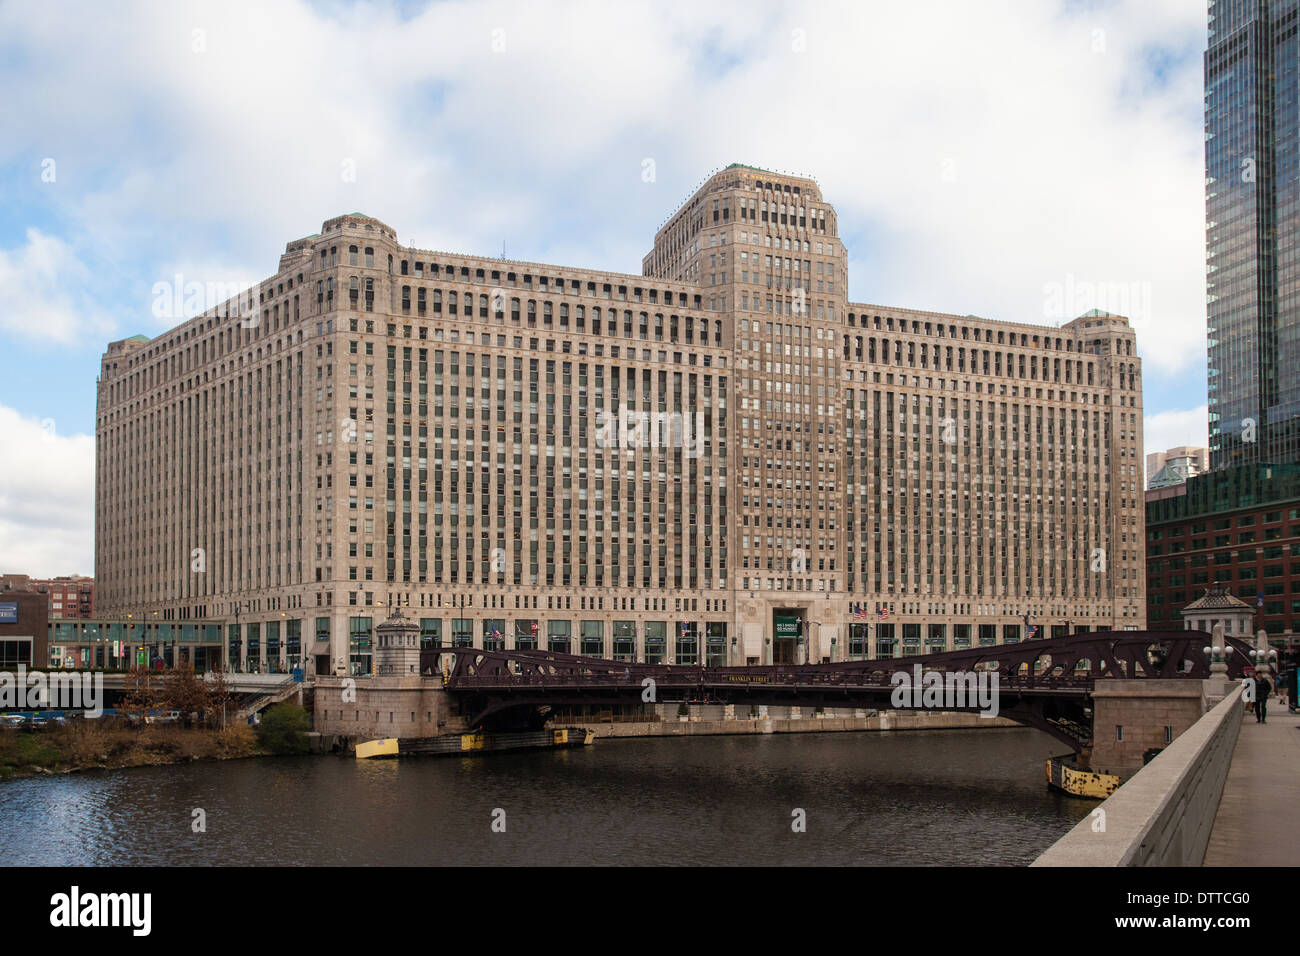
[
  {"left": 420, "top": 629, "right": 1253, "bottom": 752},
  {"left": 99, "top": 671, "right": 309, "bottom": 719}
]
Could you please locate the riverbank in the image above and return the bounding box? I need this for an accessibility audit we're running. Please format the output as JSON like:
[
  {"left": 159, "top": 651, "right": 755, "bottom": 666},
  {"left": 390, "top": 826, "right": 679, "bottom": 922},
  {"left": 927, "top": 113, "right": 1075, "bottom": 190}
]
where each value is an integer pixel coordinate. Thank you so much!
[{"left": 0, "top": 722, "right": 262, "bottom": 781}]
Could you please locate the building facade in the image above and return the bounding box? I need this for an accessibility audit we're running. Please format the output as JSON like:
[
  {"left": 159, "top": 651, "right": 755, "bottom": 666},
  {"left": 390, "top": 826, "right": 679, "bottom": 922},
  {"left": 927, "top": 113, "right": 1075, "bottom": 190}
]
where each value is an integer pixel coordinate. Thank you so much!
[
  {"left": 1145, "top": 446, "right": 1209, "bottom": 489},
  {"left": 95, "top": 165, "right": 1145, "bottom": 676},
  {"left": 0, "top": 574, "right": 95, "bottom": 619},
  {"left": 1145, "top": 462, "right": 1300, "bottom": 639},
  {"left": 0, "top": 592, "right": 49, "bottom": 668},
  {"left": 1205, "top": 0, "right": 1300, "bottom": 469}
]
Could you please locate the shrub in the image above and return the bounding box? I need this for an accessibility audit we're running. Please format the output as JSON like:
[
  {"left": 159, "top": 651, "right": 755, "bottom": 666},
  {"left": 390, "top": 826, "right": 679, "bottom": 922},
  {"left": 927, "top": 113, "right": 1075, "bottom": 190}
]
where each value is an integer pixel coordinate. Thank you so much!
[
  {"left": 216, "top": 724, "right": 257, "bottom": 757},
  {"left": 256, "top": 703, "right": 311, "bottom": 754}
]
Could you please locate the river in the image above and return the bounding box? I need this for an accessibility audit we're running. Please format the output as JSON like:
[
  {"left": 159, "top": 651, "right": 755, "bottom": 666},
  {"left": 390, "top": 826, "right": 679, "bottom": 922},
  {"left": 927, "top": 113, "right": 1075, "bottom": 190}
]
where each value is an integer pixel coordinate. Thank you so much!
[{"left": 0, "top": 727, "right": 1090, "bottom": 865}]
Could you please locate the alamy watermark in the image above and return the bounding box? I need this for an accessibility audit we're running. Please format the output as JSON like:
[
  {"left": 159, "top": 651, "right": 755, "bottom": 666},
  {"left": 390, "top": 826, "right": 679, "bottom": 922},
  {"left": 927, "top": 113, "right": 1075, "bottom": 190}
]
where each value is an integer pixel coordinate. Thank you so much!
[
  {"left": 0, "top": 665, "right": 104, "bottom": 717},
  {"left": 595, "top": 408, "right": 705, "bottom": 458},
  {"left": 890, "top": 665, "right": 1000, "bottom": 718},
  {"left": 1042, "top": 273, "right": 1152, "bottom": 329},
  {"left": 152, "top": 273, "right": 261, "bottom": 325}
]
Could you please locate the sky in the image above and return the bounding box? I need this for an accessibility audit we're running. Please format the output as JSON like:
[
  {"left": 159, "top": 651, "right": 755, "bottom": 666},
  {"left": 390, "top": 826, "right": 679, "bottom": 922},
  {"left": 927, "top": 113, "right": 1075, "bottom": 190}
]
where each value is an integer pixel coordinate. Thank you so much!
[{"left": 0, "top": 0, "right": 1212, "bottom": 576}]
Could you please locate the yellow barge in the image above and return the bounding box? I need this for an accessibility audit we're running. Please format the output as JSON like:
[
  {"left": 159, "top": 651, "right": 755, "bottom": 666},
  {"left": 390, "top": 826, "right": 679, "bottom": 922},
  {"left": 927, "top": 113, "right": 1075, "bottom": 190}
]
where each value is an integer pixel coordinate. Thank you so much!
[
  {"left": 357, "top": 727, "right": 595, "bottom": 760},
  {"left": 1046, "top": 753, "right": 1120, "bottom": 798}
]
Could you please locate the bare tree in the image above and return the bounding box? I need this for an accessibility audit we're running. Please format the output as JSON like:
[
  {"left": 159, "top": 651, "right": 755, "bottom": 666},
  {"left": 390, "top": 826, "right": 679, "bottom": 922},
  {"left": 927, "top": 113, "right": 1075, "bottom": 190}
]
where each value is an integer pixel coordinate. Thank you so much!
[
  {"left": 121, "top": 667, "right": 159, "bottom": 726},
  {"left": 204, "top": 666, "right": 233, "bottom": 729},
  {"left": 161, "top": 666, "right": 208, "bottom": 726}
]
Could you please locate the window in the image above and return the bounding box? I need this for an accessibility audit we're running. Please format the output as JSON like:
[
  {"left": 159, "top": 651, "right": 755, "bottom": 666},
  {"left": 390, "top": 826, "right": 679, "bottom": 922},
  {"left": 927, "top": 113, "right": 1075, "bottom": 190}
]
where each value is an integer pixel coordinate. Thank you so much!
[{"left": 581, "top": 620, "right": 604, "bottom": 656}]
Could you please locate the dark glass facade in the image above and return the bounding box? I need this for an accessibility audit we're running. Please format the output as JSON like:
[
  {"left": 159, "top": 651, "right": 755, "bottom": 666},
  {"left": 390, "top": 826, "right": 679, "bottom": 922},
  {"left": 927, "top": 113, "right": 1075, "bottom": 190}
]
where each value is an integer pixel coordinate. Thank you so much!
[
  {"left": 1145, "top": 463, "right": 1300, "bottom": 635},
  {"left": 1206, "top": 0, "right": 1300, "bottom": 469}
]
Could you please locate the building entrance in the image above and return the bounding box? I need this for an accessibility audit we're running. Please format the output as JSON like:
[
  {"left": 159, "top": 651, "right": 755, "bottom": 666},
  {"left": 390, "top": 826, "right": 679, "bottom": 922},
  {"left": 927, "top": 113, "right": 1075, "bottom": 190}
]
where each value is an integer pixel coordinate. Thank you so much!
[{"left": 773, "top": 610, "right": 803, "bottom": 665}]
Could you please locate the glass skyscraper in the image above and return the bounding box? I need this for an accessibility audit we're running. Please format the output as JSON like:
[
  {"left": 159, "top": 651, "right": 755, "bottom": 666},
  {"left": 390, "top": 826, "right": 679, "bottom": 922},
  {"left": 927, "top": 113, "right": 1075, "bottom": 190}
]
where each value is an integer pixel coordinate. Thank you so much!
[{"left": 1206, "top": 0, "right": 1300, "bottom": 469}]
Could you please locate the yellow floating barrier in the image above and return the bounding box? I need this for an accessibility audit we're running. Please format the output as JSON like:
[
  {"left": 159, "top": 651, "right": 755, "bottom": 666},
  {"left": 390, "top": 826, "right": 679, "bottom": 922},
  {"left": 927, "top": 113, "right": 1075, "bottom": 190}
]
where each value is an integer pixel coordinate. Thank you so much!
[
  {"left": 356, "top": 737, "right": 399, "bottom": 759},
  {"left": 1046, "top": 754, "right": 1120, "bottom": 798}
]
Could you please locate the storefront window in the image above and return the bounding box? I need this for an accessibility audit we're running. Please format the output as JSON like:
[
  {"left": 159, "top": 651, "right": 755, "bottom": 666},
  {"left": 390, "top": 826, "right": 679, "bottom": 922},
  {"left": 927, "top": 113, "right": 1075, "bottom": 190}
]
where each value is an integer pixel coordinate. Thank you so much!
[
  {"left": 613, "top": 620, "right": 636, "bottom": 661},
  {"left": 286, "top": 619, "right": 302, "bottom": 669},
  {"left": 875, "top": 623, "right": 896, "bottom": 659},
  {"left": 580, "top": 620, "right": 604, "bottom": 656},
  {"left": 451, "top": 618, "right": 473, "bottom": 647},
  {"left": 676, "top": 621, "right": 698, "bottom": 665},
  {"left": 547, "top": 620, "right": 571, "bottom": 654},
  {"left": 706, "top": 622, "right": 727, "bottom": 667},
  {"left": 644, "top": 622, "right": 666, "bottom": 664},
  {"left": 349, "top": 617, "right": 373, "bottom": 676},
  {"left": 246, "top": 623, "right": 261, "bottom": 671},
  {"left": 515, "top": 619, "right": 538, "bottom": 651},
  {"left": 266, "top": 621, "right": 281, "bottom": 672},
  {"left": 420, "top": 618, "right": 443, "bottom": 649},
  {"left": 849, "top": 623, "right": 870, "bottom": 658},
  {"left": 227, "top": 624, "right": 241, "bottom": 671},
  {"left": 926, "top": 622, "right": 946, "bottom": 652}
]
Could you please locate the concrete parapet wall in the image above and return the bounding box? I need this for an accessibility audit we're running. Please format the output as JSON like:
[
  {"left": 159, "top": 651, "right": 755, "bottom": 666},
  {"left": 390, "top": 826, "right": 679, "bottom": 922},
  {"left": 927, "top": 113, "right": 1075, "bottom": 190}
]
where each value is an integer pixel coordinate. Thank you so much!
[{"left": 1032, "top": 686, "right": 1244, "bottom": 867}]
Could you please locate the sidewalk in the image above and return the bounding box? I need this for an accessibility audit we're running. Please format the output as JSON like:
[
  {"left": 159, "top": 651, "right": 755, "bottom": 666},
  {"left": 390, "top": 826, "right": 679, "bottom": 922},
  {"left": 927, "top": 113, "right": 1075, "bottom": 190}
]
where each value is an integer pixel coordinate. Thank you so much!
[{"left": 1203, "top": 697, "right": 1300, "bottom": 866}]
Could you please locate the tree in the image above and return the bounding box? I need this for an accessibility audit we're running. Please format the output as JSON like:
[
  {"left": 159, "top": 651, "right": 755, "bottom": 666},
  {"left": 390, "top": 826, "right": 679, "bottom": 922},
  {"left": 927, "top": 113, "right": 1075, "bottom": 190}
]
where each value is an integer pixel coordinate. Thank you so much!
[
  {"left": 256, "top": 702, "right": 311, "bottom": 754},
  {"left": 161, "top": 666, "right": 207, "bottom": 724},
  {"left": 121, "top": 667, "right": 159, "bottom": 725},
  {"left": 203, "top": 666, "right": 232, "bottom": 729}
]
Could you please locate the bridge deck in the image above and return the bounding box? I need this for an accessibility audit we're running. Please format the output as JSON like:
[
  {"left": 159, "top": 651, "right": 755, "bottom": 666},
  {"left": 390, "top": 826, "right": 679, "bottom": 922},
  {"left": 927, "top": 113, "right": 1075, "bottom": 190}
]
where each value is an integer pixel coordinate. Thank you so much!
[{"left": 1203, "top": 698, "right": 1300, "bottom": 866}]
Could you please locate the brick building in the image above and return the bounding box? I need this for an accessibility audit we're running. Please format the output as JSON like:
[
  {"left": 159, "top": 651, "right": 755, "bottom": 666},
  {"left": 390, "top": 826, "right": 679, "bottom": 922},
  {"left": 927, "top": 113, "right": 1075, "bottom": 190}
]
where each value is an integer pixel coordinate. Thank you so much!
[
  {"left": 1145, "top": 463, "right": 1300, "bottom": 640},
  {"left": 0, "top": 574, "right": 95, "bottom": 619},
  {"left": 0, "top": 591, "right": 49, "bottom": 668}
]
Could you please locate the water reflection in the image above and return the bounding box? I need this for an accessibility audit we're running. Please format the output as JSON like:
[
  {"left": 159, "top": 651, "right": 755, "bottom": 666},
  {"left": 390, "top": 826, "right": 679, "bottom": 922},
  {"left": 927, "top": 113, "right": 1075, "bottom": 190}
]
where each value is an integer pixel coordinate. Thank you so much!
[{"left": 0, "top": 728, "right": 1090, "bottom": 866}]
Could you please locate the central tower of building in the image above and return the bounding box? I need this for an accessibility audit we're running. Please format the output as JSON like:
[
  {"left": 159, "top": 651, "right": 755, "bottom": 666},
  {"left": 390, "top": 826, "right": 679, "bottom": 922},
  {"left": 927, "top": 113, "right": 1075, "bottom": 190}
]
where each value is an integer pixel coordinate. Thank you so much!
[{"left": 644, "top": 165, "right": 847, "bottom": 662}]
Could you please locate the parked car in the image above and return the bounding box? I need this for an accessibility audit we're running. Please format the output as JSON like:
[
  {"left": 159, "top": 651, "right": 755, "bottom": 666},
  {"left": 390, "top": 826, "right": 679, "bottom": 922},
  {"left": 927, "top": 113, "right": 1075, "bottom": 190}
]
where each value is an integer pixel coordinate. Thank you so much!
[{"left": 0, "top": 714, "right": 27, "bottom": 728}]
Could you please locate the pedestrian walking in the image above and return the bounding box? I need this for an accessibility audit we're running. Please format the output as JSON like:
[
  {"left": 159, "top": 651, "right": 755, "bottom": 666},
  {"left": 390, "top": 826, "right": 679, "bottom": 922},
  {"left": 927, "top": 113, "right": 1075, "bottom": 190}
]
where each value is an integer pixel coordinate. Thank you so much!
[{"left": 1255, "top": 674, "right": 1272, "bottom": 723}]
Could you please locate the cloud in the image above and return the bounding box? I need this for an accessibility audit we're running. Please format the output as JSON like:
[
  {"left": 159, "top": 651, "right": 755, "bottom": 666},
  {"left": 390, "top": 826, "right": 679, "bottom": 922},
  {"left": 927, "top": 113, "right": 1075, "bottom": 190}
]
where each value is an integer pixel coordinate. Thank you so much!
[
  {"left": 0, "top": 229, "right": 115, "bottom": 344},
  {"left": 1144, "top": 404, "right": 1208, "bottom": 462},
  {"left": 0, "top": 2, "right": 1211, "bottom": 375},
  {"left": 0, "top": 406, "right": 94, "bottom": 576}
]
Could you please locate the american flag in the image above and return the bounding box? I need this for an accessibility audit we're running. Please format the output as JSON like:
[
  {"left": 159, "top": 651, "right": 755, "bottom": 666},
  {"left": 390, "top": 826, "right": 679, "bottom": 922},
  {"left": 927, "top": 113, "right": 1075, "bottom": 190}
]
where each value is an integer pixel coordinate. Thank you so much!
[{"left": 878, "top": 607, "right": 889, "bottom": 620}]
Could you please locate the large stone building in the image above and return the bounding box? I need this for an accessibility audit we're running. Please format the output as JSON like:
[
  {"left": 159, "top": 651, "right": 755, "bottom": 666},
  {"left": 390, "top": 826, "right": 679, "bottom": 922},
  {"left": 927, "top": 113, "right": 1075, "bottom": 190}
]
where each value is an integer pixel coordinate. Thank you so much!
[{"left": 95, "top": 164, "right": 1144, "bottom": 676}]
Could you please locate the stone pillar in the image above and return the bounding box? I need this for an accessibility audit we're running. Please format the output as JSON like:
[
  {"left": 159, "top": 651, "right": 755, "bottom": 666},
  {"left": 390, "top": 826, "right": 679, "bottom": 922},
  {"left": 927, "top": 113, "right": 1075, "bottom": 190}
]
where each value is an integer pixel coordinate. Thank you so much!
[
  {"left": 1089, "top": 680, "right": 1208, "bottom": 779},
  {"left": 1252, "top": 628, "right": 1278, "bottom": 684},
  {"left": 1205, "top": 623, "right": 1231, "bottom": 703}
]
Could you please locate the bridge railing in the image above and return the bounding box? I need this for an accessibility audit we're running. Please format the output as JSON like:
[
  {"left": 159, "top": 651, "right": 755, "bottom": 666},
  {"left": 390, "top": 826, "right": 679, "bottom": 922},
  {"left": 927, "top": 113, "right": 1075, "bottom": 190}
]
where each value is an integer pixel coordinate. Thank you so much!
[
  {"left": 1032, "top": 688, "right": 1244, "bottom": 867},
  {"left": 420, "top": 632, "right": 1249, "bottom": 691},
  {"left": 439, "top": 667, "right": 1097, "bottom": 691}
]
